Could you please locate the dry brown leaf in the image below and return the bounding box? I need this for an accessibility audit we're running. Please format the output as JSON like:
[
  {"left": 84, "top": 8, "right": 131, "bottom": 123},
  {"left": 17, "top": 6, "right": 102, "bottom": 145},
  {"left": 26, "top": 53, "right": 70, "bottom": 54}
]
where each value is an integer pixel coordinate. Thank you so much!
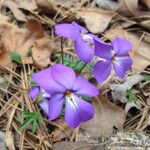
[
  {"left": 81, "top": 95, "right": 125, "bottom": 137},
  {"left": 105, "top": 26, "right": 150, "bottom": 71},
  {"left": 0, "top": 16, "right": 55, "bottom": 68},
  {"left": 32, "top": 38, "right": 55, "bottom": 68},
  {"left": 53, "top": 142, "right": 92, "bottom": 150},
  {"left": 51, "top": 118, "right": 73, "bottom": 142},
  {"left": 5, "top": 131, "right": 15, "bottom": 150},
  {"left": 76, "top": 8, "right": 116, "bottom": 34},
  {"left": 14, "top": 0, "right": 38, "bottom": 11},
  {"left": 118, "top": 0, "right": 150, "bottom": 17},
  {"left": 1, "top": 0, "right": 26, "bottom": 21},
  {"left": 35, "top": 0, "right": 56, "bottom": 15}
]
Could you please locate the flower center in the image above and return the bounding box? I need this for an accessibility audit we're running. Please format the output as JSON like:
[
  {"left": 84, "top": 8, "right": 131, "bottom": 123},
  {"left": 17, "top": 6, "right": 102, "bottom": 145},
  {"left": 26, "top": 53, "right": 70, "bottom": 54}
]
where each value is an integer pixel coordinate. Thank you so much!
[{"left": 65, "top": 90, "right": 72, "bottom": 97}]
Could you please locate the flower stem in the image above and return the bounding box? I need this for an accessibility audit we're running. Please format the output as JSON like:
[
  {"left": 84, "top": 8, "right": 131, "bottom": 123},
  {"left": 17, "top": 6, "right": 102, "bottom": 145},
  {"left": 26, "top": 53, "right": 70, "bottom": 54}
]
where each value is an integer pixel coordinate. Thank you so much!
[
  {"left": 77, "top": 62, "right": 87, "bottom": 76},
  {"left": 61, "top": 37, "right": 64, "bottom": 64}
]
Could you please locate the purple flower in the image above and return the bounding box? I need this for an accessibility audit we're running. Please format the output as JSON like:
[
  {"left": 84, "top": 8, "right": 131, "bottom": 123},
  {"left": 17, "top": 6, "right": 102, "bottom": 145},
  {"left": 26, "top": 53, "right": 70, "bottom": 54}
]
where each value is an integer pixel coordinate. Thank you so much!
[
  {"left": 93, "top": 38, "right": 133, "bottom": 82},
  {"left": 30, "top": 64, "right": 99, "bottom": 128},
  {"left": 29, "top": 87, "right": 50, "bottom": 115},
  {"left": 55, "top": 22, "right": 98, "bottom": 62}
]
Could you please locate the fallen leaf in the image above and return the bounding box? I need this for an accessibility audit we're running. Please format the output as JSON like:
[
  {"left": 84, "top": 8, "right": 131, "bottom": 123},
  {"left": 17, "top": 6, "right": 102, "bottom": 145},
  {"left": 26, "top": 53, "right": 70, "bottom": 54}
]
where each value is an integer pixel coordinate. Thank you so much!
[
  {"left": 81, "top": 95, "right": 125, "bottom": 137},
  {"left": 91, "top": 0, "right": 119, "bottom": 11},
  {"left": 0, "top": 16, "right": 55, "bottom": 68},
  {"left": 76, "top": 8, "right": 116, "bottom": 34},
  {"left": 105, "top": 26, "right": 150, "bottom": 71},
  {"left": 32, "top": 38, "right": 55, "bottom": 68},
  {"left": 140, "top": 20, "right": 150, "bottom": 30},
  {"left": 14, "top": 0, "right": 38, "bottom": 11},
  {"left": 117, "top": 0, "right": 150, "bottom": 17},
  {"left": 51, "top": 118, "right": 73, "bottom": 142},
  {"left": 0, "top": 131, "right": 5, "bottom": 150},
  {"left": 110, "top": 74, "right": 144, "bottom": 103},
  {"left": 139, "top": 0, "right": 150, "bottom": 10},
  {"left": 0, "top": 0, "right": 26, "bottom": 21},
  {"left": 35, "top": 0, "right": 56, "bottom": 15},
  {"left": 53, "top": 142, "right": 92, "bottom": 150},
  {"left": 5, "top": 131, "right": 15, "bottom": 150},
  {"left": 125, "top": 100, "right": 142, "bottom": 113}
]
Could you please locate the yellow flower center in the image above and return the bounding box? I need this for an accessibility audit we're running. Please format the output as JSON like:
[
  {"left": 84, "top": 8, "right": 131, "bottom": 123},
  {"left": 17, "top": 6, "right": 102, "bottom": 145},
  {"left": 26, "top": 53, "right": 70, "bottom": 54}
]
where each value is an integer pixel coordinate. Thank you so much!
[{"left": 65, "top": 90, "right": 72, "bottom": 97}]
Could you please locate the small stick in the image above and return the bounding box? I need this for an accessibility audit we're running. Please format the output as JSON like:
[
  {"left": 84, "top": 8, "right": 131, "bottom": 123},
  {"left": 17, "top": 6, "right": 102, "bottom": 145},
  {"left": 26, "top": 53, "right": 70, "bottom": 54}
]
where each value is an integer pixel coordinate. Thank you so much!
[{"left": 77, "top": 62, "right": 87, "bottom": 76}]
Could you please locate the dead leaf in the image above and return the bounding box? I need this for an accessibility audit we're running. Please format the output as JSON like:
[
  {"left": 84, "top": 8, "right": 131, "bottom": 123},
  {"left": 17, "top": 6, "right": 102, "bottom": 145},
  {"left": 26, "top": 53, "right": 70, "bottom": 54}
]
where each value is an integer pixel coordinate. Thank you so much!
[
  {"left": 118, "top": 0, "right": 150, "bottom": 17},
  {"left": 0, "top": 131, "right": 5, "bottom": 150},
  {"left": 53, "top": 142, "right": 92, "bottom": 150},
  {"left": 51, "top": 118, "right": 73, "bottom": 142},
  {"left": 35, "top": 0, "right": 56, "bottom": 15},
  {"left": 91, "top": 0, "right": 119, "bottom": 11},
  {"left": 81, "top": 95, "right": 125, "bottom": 137},
  {"left": 110, "top": 74, "right": 144, "bottom": 103},
  {"left": 140, "top": 20, "right": 150, "bottom": 30},
  {"left": 76, "top": 8, "right": 116, "bottom": 34},
  {"left": 14, "top": 0, "right": 38, "bottom": 11},
  {"left": 139, "top": 0, "right": 150, "bottom": 10},
  {"left": 1, "top": 0, "right": 26, "bottom": 21},
  {"left": 5, "top": 131, "right": 15, "bottom": 150},
  {"left": 32, "top": 38, "right": 55, "bottom": 68},
  {"left": 0, "top": 16, "right": 55, "bottom": 68},
  {"left": 125, "top": 100, "right": 142, "bottom": 113},
  {"left": 105, "top": 26, "right": 150, "bottom": 71}
]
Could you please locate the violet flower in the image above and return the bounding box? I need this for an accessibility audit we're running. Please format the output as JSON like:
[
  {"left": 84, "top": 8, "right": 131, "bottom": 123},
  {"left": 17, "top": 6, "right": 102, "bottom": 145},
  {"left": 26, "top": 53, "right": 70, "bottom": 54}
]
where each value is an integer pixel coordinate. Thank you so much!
[
  {"left": 29, "top": 87, "right": 50, "bottom": 115},
  {"left": 30, "top": 64, "right": 99, "bottom": 128},
  {"left": 93, "top": 38, "right": 133, "bottom": 82},
  {"left": 55, "top": 22, "right": 98, "bottom": 62}
]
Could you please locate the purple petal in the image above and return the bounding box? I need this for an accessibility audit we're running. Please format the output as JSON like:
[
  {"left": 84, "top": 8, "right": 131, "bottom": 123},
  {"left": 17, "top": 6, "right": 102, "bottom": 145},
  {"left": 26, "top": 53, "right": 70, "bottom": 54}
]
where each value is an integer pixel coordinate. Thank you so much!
[
  {"left": 72, "top": 22, "right": 88, "bottom": 34},
  {"left": 74, "top": 37, "right": 94, "bottom": 62},
  {"left": 32, "top": 67, "right": 66, "bottom": 93},
  {"left": 39, "top": 99, "right": 49, "bottom": 115},
  {"left": 113, "top": 56, "right": 133, "bottom": 78},
  {"left": 112, "top": 38, "right": 132, "bottom": 55},
  {"left": 48, "top": 94, "right": 64, "bottom": 120},
  {"left": 51, "top": 64, "right": 76, "bottom": 90},
  {"left": 55, "top": 23, "right": 80, "bottom": 40},
  {"left": 65, "top": 94, "right": 94, "bottom": 128},
  {"left": 93, "top": 60, "right": 112, "bottom": 82},
  {"left": 29, "top": 87, "right": 40, "bottom": 99},
  {"left": 73, "top": 76, "right": 99, "bottom": 97},
  {"left": 94, "top": 39, "right": 114, "bottom": 59}
]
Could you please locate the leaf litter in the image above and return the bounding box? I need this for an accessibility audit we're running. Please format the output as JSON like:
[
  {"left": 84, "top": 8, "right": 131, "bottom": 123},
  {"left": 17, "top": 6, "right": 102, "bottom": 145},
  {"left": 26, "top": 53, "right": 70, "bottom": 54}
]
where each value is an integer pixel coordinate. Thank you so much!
[{"left": 0, "top": 0, "right": 150, "bottom": 149}]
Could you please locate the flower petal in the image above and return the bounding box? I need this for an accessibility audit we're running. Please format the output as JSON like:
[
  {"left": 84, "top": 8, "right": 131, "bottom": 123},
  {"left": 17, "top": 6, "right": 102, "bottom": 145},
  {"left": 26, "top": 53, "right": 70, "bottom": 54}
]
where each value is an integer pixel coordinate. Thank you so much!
[
  {"left": 93, "top": 60, "right": 112, "bottom": 82},
  {"left": 51, "top": 64, "right": 76, "bottom": 90},
  {"left": 94, "top": 39, "right": 114, "bottom": 59},
  {"left": 32, "top": 67, "right": 66, "bottom": 93},
  {"left": 72, "top": 22, "right": 88, "bottom": 34},
  {"left": 39, "top": 99, "right": 49, "bottom": 115},
  {"left": 55, "top": 23, "right": 79, "bottom": 40},
  {"left": 48, "top": 94, "right": 64, "bottom": 120},
  {"left": 112, "top": 38, "right": 132, "bottom": 55},
  {"left": 65, "top": 94, "right": 94, "bottom": 128},
  {"left": 113, "top": 56, "right": 133, "bottom": 78},
  {"left": 73, "top": 76, "right": 99, "bottom": 97},
  {"left": 29, "top": 87, "right": 40, "bottom": 99},
  {"left": 74, "top": 37, "right": 94, "bottom": 62}
]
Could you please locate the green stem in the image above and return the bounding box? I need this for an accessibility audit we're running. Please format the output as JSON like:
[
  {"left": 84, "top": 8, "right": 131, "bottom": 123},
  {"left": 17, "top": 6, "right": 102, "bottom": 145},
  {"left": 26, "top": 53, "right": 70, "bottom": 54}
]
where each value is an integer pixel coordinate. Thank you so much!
[{"left": 77, "top": 62, "right": 87, "bottom": 76}]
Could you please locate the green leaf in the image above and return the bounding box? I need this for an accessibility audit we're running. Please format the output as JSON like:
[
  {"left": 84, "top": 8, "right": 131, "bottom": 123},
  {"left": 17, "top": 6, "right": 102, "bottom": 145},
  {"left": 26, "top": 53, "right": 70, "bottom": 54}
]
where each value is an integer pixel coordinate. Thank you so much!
[
  {"left": 144, "top": 75, "right": 150, "bottom": 82},
  {"left": 18, "top": 111, "right": 43, "bottom": 134},
  {"left": 10, "top": 51, "right": 22, "bottom": 63},
  {"left": 53, "top": 53, "right": 93, "bottom": 72},
  {"left": 26, "top": 48, "right": 32, "bottom": 57},
  {"left": 126, "top": 90, "right": 137, "bottom": 102}
]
